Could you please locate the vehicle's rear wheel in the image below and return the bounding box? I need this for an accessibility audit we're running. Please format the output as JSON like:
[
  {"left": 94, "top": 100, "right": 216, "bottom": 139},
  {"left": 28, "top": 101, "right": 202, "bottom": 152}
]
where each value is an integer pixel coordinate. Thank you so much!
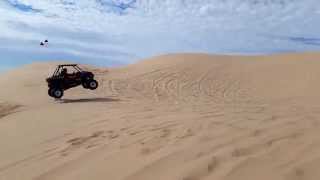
[
  {"left": 51, "top": 89, "right": 64, "bottom": 99},
  {"left": 88, "top": 80, "right": 98, "bottom": 90}
]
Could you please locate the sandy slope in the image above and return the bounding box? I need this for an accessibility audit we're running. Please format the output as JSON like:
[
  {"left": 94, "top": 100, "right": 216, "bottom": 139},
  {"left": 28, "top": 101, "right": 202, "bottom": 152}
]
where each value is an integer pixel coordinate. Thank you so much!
[{"left": 1, "top": 53, "right": 320, "bottom": 180}]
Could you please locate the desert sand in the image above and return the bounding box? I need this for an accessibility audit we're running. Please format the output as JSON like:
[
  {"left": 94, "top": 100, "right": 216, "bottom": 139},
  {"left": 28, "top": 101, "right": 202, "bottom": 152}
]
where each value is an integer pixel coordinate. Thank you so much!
[{"left": 1, "top": 53, "right": 320, "bottom": 180}]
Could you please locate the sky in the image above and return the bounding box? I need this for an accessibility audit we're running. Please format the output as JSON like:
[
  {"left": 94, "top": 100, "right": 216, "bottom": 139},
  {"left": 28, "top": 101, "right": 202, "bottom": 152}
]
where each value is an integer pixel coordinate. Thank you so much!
[{"left": 1, "top": 0, "right": 320, "bottom": 71}]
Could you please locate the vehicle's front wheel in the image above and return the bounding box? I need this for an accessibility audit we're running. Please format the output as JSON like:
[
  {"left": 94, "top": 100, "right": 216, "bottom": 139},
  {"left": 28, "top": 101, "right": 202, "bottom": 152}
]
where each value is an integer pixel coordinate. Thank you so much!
[
  {"left": 48, "top": 88, "right": 54, "bottom": 97},
  {"left": 88, "top": 80, "right": 98, "bottom": 90},
  {"left": 51, "top": 88, "right": 64, "bottom": 99},
  {"left": 82, "top": 81, "right": 89, "bottom": 89}
]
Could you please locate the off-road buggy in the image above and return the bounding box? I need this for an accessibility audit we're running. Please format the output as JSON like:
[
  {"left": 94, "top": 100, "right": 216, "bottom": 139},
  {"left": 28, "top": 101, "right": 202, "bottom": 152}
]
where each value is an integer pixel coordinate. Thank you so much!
[{"left": 46, "top": 64, "right": 98, "bottom": 99}]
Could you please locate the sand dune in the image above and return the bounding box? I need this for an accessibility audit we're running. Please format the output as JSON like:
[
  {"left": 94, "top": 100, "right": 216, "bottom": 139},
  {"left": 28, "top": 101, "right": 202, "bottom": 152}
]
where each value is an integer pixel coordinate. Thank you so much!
[{"left": 1, "top": 53, "right": 320, "bottom": 180}]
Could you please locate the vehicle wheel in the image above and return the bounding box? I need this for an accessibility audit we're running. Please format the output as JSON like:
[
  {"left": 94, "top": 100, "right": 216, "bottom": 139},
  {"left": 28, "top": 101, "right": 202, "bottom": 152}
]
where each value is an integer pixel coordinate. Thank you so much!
[
  {"left": 48, "top": 88, "right": 54, "bottom": 97},
  {"left": 88, "top": 80, "right": 98, "bottom": 90},
  {"left": 82, "top": 81, "right": 89, "bottom": 89},
  {"left": 52, "top": 89, "right": 64, "bottom": 99}
]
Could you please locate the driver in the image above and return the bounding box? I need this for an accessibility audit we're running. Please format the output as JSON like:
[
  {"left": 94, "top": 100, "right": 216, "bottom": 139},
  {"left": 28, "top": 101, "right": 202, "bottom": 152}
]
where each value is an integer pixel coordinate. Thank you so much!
[
  {"left": 61, "top": 68, "right": 77, "bottom": 79},
  {"left": 61, "top": 68, "right": 68, "bottom": 77}
]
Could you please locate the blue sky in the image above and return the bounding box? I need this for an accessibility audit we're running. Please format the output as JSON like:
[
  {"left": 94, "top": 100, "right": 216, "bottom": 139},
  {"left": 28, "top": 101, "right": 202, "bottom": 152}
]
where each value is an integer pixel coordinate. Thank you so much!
[{"left": 1, "top": 0, "right": 320, "bottom": 71}]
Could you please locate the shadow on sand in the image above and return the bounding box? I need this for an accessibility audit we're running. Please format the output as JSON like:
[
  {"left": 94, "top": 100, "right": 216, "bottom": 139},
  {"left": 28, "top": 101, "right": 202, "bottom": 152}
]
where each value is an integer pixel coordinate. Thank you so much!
[{"left": 59, "top": 97, "right": 120, "bottom": 104}]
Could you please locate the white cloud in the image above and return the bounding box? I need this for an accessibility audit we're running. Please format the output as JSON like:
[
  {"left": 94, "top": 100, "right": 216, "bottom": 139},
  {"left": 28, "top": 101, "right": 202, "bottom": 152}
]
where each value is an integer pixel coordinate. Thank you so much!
[{"left": 0, "top": 0, "right": 320, "bottom": 67}]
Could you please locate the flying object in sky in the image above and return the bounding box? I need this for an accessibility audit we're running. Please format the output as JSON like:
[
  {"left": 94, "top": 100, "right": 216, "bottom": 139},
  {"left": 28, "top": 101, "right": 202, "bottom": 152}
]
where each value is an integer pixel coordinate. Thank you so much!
[{"left": 40, "top": 40, "right": 49, "bottom": 47}]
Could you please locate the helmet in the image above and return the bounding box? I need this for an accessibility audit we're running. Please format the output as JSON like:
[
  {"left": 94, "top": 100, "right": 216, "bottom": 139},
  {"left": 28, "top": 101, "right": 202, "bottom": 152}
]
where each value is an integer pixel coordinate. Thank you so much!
[{"left": 62, "top": 68, "right": 67, "bottom": 74}]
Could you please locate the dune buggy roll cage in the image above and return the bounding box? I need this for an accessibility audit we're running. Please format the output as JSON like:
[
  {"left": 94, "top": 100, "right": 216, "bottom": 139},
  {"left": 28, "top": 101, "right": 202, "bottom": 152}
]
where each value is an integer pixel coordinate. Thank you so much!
[{"left": 52, "top": 64, "right": 83, "bottom": 77}]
